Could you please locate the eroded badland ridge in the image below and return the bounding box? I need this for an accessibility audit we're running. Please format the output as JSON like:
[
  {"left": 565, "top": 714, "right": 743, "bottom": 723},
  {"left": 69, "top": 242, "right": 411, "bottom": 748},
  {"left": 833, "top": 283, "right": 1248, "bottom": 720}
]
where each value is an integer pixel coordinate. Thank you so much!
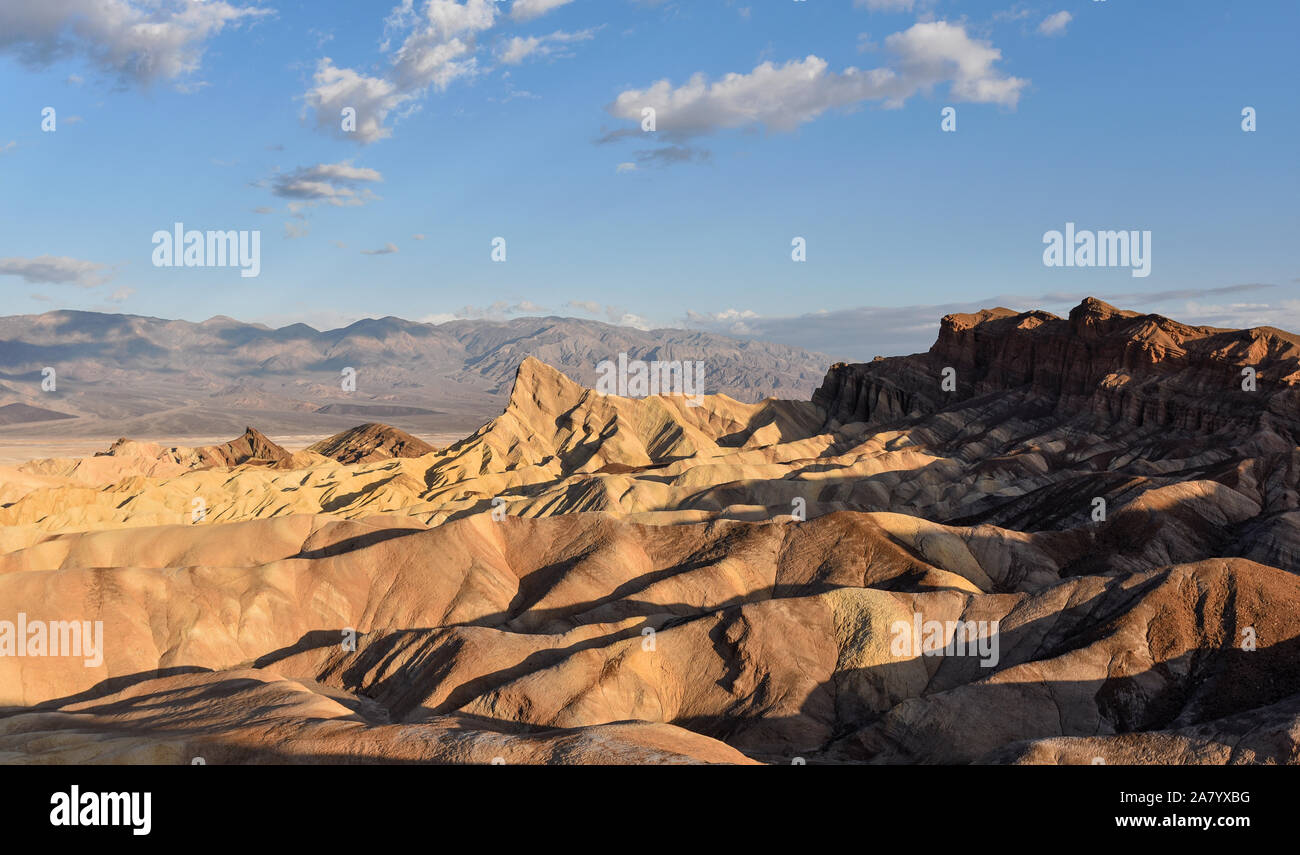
[{"left": 1, "top": 298, "right": 1298, "bottom": 765}]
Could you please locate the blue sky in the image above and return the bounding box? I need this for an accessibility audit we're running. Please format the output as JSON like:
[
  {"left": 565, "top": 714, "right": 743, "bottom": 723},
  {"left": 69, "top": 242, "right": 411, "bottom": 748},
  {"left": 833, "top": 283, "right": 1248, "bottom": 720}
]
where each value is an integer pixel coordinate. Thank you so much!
[{"left": 0, "top": 0, "right": 1297, "bottom": 359}]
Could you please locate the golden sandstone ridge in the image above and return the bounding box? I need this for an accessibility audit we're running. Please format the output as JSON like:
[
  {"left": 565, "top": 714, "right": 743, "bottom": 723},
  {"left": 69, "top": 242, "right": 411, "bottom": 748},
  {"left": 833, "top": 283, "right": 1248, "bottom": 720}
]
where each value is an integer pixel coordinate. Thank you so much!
[{"left": 1, "top": 299, "right": 1299, "bottom": 764}]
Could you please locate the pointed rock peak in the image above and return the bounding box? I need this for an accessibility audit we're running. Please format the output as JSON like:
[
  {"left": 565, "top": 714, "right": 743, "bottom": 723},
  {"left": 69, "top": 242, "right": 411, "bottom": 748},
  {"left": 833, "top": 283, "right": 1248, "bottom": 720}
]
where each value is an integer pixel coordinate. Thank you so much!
[
  {"left": 1071, "top": 296, "right": 1123, "bottom": 319},
  {"left": 241, "top": 426, "right": 280, "bottom": 447},
  {"left": 201, "top": 427, "right": 290, "bottom": 466},
  {"left": 507, "top": 357, "right": 587, "bottom": 414},
  {"left": 514, "top": 356, "right": 579, "bottom": 385}
]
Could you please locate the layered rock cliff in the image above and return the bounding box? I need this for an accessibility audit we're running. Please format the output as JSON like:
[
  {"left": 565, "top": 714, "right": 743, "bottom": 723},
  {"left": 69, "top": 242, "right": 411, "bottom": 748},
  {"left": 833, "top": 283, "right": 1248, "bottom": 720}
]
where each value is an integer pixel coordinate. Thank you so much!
[{"left": 814, "top": 297, "right": 1300, "bottom": 440}]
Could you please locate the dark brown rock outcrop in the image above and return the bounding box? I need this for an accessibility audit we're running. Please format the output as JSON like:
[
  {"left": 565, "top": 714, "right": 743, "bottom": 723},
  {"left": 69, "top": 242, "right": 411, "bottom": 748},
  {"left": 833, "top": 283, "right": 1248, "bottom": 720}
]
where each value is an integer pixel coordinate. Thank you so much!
[
  {"left": 306, "top": 422, "right": 436, "bottom": 464},
  {"left": 814, "top": 297, "right": 1300, "bottom": 439},
  {"left": 195, "top": 427, "right": 291, "bottom": 467}
]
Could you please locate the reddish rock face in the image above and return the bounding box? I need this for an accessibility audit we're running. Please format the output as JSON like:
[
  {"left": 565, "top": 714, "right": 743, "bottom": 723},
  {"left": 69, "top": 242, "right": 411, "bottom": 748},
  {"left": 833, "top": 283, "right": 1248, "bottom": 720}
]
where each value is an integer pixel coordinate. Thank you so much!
[
  {"left": 815, "top": 297, "right": 1300, "bottom": 439},
  {"left": 187, "top": 427, "right": 291, "bottom": 468}
]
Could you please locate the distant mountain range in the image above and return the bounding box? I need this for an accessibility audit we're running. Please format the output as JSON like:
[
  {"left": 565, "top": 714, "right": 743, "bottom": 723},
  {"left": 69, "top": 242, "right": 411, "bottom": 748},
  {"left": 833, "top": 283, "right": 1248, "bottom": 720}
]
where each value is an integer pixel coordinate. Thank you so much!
[{"left": 0, "top": 310, "right": 833, "bottom": 437}]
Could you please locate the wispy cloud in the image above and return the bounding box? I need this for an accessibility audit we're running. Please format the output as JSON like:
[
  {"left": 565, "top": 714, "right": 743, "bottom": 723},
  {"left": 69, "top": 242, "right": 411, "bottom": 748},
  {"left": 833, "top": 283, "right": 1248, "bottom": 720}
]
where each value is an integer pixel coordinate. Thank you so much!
[
  {"left": 497, "top": 27, "right": 596, "bottom": 64},
  {"left": 1038, "top": 11, "right": 1072, "bottom": 36},
  {"left": 0, "top": 0, "right": 270, "bottom": 88},
  {"left": 635, "top": 144, "right": 710, "bottom": 167},
  {"left": 265, "top": 160, "right": 383, "bottom": 213},
  {"left": 302, "top": 0, "right": 500, "bottom": 144},
  {"left": 602, "top": 21, "right": 1026, "bottom": 163},
  {"left": 510, "top": 0, "right": 576, "bottom": 22},
  {"left": 564, "top": 300, "right": 652, "bottom": 329},
  {"left": 0, "top": 255, "right": 112, "bottom": 287},
  {"left": 421, "top": 299, "right": 552, "bottom": 323}
]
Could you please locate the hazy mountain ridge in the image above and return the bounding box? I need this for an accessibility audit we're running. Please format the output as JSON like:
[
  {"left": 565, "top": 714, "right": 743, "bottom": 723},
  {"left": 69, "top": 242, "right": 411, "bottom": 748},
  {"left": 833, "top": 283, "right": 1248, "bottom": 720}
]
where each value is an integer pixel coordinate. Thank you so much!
[{"left": 0, "top": 310, "right": 832, "bottom": 437}]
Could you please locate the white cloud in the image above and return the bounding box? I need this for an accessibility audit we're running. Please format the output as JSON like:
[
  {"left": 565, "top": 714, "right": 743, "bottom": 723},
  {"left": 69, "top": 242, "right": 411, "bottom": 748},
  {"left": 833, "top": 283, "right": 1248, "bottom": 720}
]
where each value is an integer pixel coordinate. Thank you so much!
[
  {"left": 416, "top": 0, "right": 498, "bottom": 40},
  {"left": 1038, "top": 11, "right": 1072, "bottom": 36},
  {"left": 993, "top": 7, "right": 1033, "bottom": 23},
  {"left": 361, "top": 242, "right": 400, "bottom": 255},
  {"left": 497, "top": 28, "right": 595, "bottom": 64},
  {"left": 563, "top": 300, "right": 653, "bottom": 329},
  {"left": 420, "top": 312, "right": 459, "bottom": 324},
  {"left": 107, "top": 287, "right": 135, "bottom": 303},
  {"left": 421, "top": 300, "right": 554, "bottom": 323},
  {"left": 0, "top": 141, "right": 16, "bottom": 155},
  {"left": 691, "top": 308, "right": 759, "bottom": 323},
  {"left": 511, "top": 0, "right": 575, "bottom": 22},
  {"left": 267, "top": 161, "right": 383, "bottom": 211},
  {"left": 0, "top": 255, "right": 111, "bottom": 287},
  {"left": 685, "top": 308, "right": 761, "bottom": 335},
  {"left": 498, "top": 36, "right": 540, "bottom": 65},
  {"left": 605, "top": 21, "right": 1026, "bottom": 146},
  {"left": 284, "top": 221, "right": 310, "bottom": 239},
  {"left": 303, "top": 60, "right": 412, "bottom": 145},
  {"left": 0, "top": 0, "right": 269, "bottom": 87},
  {"left": 299, "top": 162, "right": 383, "bottom": 184},
  {"left": 615, "top": 162, "right": 637, "bottom": 173},
  {"left": 886, "top": 20, "right": 1027, "bottom": 106},
  {"left": 613, "top": 312, "right": 653, "bottom": 330},
  {"left": 303, "top": 0, "right": 499, "bottom": 144}
]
